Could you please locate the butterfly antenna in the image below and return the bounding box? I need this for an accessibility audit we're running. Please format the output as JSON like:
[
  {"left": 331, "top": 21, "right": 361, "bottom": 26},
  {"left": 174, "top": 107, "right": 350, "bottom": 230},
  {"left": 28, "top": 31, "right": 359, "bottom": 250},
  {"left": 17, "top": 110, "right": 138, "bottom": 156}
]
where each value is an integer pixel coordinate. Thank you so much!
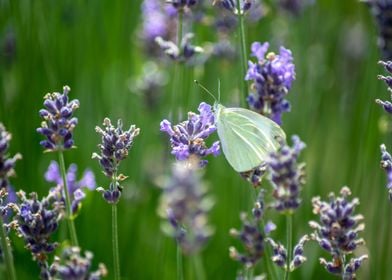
[{"left": 194, "top": 80, "right": 217, "bottom": 102}]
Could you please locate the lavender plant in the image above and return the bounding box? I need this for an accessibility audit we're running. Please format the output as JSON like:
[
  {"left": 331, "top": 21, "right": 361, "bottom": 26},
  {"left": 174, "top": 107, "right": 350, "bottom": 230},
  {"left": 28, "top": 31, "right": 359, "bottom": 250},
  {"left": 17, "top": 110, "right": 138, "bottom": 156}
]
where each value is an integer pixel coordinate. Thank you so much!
[
  {"left": 36, "top": 85, "right": 80, "bottom": 246},
  {"left": 0, "top": 123, "right": 21, "bottom": 280},
  {"left": 45, "top": 161, "right": 96, "bottom": 215},
  {"left": 376, "top": 61, "right": 392, "bottom": 200},
  {"left": 229, "top": 190, "right": 275, "bottom": 277},
  {"left": 48, "top": 247, "right": 107, "bottom": 280},
  {"left": 92, "top": 117, "right": 140, "bottom": 280},
  {"left": 364, "top": 0, "right": 392, "bottom": 60},
  {"left": 160, "top": 102, "right": 220, "bottom": 167},
  {"left": 267, "top": 135, "right": 306, "bottom": 214},
  {"left": 309, "top": 187, "right": 368, "bottom": 279},
  {"left": 245, "top": 42, "right": 296, "bottom": 124},
  {"left": 159, "top": 162, "right": 213, "bottom": 280},
  {"left": 11, "top": 189, "right": 64, "bottom": 279}
]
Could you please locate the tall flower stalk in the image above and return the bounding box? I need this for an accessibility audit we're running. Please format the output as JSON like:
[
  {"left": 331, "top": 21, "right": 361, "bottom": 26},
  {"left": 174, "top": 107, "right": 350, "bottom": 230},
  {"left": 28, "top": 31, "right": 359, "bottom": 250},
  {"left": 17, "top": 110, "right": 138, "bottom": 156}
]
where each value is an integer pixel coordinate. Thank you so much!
[
  {"left": 0, "top": 123, "right": 20, "bottom": 280},
  {"left": 92, "top": 118, "right": 140, "bottom": 280},
  {"left": 36, "top": 85, "right": 80, "bottom": 246}
]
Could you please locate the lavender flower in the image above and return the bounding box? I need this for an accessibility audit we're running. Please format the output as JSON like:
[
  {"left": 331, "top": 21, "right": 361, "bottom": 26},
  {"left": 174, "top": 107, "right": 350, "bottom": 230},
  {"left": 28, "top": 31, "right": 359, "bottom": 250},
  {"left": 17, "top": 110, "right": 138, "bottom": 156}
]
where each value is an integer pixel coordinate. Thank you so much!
[
  {"left": 45, "top": 161, "right": 96, "bottom": 215},
  {"left": 245, "top": 42, "right": 295, "bottom": 124},
  {"left": 160, "top": 102, "right": 220, "bottom": 167},
  {"left": 240, "top": 163, "right": 267, "bottom": 187},
  {"left": 49, "top": 247, "right": 107, "bottom": 280},
  {"left": 159, "top": 162, "right": 214, "bottom": 254},
  {"left": 36, "top": 86, "right": 79, "bottom": 151},
  {"left": 229, "top": 190, "right": 275, "bottom": 268},
  {"left": 265, "top": 235, "right": 309, "bottom": 271},
  {"left": 92, "top": 118, "right": 140, "bottom": 204},
  {"left": 267, "top": 135, "right": 306, "bottom": 213},
  {"left": 140, "top": 0, "right": 177, "bottom": 56},
  {"left": 380, "top": 144, "right": 392, "bottom": 201},
  {"left": 155, "top": 33, "right": 204, "bottom": 62},
  {"left": 213, "top": 0, "right": 253, "bottom": 15},
  {"left": 376, "top": 60, "right": 392, "bottom": 113},
  {"left": 12, "top": 188, "right": 64, "bottom": 260},
  {"left": 364, "top": 0, "right": 392, "bottom": 59},
  {"left": 0, "top": 123, "right": 22, "bottom": 190},
  {"left": 309, "top": 186, "right": 368, "bottom": 279},
  {"left": 0, "top": 188, "right": 14, "bottom": 262}
]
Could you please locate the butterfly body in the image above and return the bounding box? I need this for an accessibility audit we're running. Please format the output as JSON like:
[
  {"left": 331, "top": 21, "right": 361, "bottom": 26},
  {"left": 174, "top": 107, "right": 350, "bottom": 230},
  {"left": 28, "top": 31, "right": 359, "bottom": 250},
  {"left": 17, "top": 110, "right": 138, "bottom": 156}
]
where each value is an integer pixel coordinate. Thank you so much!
[{"left": 214, "top": 103, "right": 285, "bottom": 172}]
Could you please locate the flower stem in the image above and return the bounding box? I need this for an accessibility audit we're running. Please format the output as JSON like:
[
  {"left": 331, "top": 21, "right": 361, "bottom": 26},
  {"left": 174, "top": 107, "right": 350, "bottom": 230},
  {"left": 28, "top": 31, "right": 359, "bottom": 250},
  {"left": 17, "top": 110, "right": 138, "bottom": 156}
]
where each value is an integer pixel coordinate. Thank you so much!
[
  {"left": 176, "top": 243, "right": 184, "bottom": 280},
  {"left": 235, "top": 0, "right": 248, "bottom": 107},
  {"left": 0, "top": 215, "right": 17, "bottom": 280},
  {"left": 58, "top": 151, "right": 79, "bottom": 246},
  {"left": 192, "top": 253, "right": 206, "bottom": 280},
  {"left": 112, "top": 203, "right": 121, "bottom": 280},
  {"left": 284, "top": 214, "right": 293, "bottom": 280}
]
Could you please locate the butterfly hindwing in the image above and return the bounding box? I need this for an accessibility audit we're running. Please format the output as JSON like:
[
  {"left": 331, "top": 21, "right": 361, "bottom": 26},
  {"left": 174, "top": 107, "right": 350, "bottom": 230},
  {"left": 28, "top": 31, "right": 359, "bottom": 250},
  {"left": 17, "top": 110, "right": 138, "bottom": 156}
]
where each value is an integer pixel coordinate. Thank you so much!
[{"left": 216, "top": 105, "right": 285, "bottom": 172}]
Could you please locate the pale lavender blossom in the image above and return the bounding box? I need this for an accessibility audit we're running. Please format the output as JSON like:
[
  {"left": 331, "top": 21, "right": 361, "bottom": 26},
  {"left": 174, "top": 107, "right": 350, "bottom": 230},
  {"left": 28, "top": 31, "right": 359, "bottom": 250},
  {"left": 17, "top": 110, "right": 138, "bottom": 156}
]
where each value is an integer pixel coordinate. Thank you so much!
[
  {"left": 45, "top": 161, "right": 96, "bottom": 215},
  {"left": 159, "top": 162, "right": 214, "bottom": 254},
  {"left": 160, "top": 102, "right": 220, "bottom": 167},
  {"left": 246, "top": 42, "right": 295, "bottom": 124}
]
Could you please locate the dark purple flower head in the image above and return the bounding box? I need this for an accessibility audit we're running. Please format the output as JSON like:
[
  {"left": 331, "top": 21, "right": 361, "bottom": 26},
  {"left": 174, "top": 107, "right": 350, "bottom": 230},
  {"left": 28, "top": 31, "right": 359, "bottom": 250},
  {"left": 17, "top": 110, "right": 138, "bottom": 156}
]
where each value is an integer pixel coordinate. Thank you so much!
[
  {"left": 36, "top": 86, "right": 79, "bottom": 152},
  {"left": 213, "top": 0, "right": 253, "bottom": 15},
  {"left": 376, "top": 61, "right": 392, "bottom": 114},
  {"left": 229, "top": 189, "right": 275, "bottom": 268},
  {"left": 267, "top": 135, "right": 306, "bottom": 213},
  {"left": 155, "top": 33, "right": 204, "bottom": 62},
  {"left": 12, "top": 188, "right": 64, "bottom": 260},
  {"left": 380, "top": 144, "right": 392, "bottom": 201},
  {"left": 364, "top": 1, "right": 392, "bottom": 59},
  {"left": 266, "top": 234, "right": 310, "bottom": 272},
  {"left": 159, "top": 162, "right": 214, "bottom": 254},
  {"left": 245, "top": 42, "right": 295, "bottom": 124},
  {"left": 0, "top": 123, "right": 22, "bottom": 190},
  {"left": 49, "top": 247, "right": 107, "bottom": 280},
  {"left": 92, "top": 118, "right": 140, "bottom": 204},
  {"left": 309, "top": 187, "right": 367, "bottom": 278},
  {"left": 45, "top": 161, "right": 96, "bottom": 215},
  {"left": 160, "top": 102, "right": 220, "bottom": 167}
]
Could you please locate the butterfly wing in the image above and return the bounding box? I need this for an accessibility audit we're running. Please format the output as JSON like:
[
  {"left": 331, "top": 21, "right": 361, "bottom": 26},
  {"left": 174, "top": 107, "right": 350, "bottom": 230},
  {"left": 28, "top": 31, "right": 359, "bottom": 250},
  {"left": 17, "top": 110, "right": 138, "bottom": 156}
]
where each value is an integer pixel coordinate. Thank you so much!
[{"left": 216, "top": 105, "right": 286, "bottom": 172}]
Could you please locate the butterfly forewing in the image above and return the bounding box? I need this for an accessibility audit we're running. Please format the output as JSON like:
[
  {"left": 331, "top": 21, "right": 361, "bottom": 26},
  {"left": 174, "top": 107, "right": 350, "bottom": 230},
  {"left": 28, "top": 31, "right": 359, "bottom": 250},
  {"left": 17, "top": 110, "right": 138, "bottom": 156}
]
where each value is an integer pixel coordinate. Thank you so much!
[{"left": 216, "top": 105, "right": 286, "bottom": 172}]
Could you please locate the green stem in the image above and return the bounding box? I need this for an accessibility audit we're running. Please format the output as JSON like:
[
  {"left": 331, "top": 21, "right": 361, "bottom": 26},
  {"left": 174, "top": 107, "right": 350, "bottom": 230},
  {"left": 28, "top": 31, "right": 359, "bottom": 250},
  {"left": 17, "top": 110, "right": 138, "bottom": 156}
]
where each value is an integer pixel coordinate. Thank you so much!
[
  {"left": 58, "top": 151, "right": 79, "bottom": 246},
  {"left": 176, "top": 243, "right": 184, "bottom": 280},
  {"left": 235, "top": 0, "right": 249, "bottom": 107},
  {"left": 112, "top": 203, "right": 121, "bottom": 280},
  {"left": 284, "top": 214, "right": 293, "bottom": 280},
  {"left": 0, "top": 215, "right": 17, "bottom": 280},
  {"left": 246, "top": 266, "right": 254, "bottom": 280},
  {"left": 192, "top": 253, "right": 206, "bottom": 280}
]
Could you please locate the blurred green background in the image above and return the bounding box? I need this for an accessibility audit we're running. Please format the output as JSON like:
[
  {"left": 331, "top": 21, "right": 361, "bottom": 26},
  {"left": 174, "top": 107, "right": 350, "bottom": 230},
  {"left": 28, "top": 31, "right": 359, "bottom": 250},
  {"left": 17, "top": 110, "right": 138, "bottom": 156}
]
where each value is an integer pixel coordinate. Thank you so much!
[{"left": 0, "top": 0, "right": 389, "bottom": 279}]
